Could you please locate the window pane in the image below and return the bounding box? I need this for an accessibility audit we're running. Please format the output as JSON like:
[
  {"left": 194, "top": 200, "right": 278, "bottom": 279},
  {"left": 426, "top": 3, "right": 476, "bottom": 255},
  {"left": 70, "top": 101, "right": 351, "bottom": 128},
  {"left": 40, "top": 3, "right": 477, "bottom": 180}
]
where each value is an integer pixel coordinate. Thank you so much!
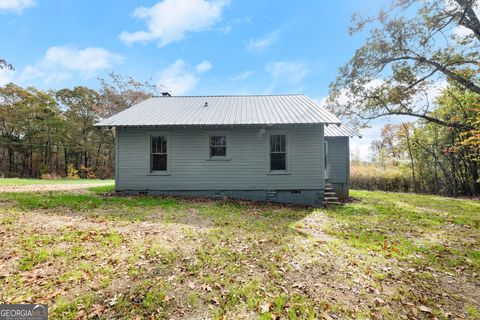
[
  {"left": 159, "top": 137, "right": 167, "bottom": 154},
  {"left": 152, "top": 136, "right": 167, "bottom": 154},
  {"left": 270, "top": 135, "right": 285, "bottom": 152},
  {"left": 210, "top": 146, "right": 226, "bottom": 157},
  {"left": 152, "top": 154, "right": 167, "bottom": 171},
  {"left": 270, "top": 153, "right": 286, "bottom": 170},
  {"left": 152, "top": 136, "right": 158, "bottom": 153},
  {"left": 210, "top": 136, "right": 226, "bottom": 146}
]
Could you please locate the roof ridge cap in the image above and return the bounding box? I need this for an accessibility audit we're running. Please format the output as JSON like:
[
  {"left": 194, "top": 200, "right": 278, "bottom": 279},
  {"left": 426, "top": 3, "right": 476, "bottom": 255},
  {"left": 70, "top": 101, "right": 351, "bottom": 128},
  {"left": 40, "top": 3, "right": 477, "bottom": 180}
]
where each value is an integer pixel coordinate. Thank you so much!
[{"left": 152, "top": 94, "right": 305, "bottom": 98}]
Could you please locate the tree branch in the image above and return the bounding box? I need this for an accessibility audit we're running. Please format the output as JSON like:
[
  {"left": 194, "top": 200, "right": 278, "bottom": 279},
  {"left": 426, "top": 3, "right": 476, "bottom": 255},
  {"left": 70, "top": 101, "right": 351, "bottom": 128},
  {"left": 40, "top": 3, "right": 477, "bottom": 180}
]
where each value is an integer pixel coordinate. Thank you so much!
[{"left": 380, "top": 55, "right": 480, "bottom": 94}]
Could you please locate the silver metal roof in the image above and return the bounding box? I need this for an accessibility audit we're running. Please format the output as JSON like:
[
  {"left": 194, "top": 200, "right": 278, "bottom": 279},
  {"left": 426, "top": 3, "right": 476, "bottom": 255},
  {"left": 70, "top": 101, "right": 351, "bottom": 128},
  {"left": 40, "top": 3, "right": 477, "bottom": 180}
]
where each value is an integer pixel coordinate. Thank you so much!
[
  {"left": 324, "top": 123, "right": 361, "bottom": 137},
  {"left": 95, "top": 94, "right": 342, "bottom": 127}
]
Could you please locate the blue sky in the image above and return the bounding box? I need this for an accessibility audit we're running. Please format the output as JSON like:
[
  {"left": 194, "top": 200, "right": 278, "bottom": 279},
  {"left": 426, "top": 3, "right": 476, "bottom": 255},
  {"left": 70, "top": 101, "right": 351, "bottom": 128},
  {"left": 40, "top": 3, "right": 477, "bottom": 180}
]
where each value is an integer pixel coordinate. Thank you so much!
[{"left": 0, "top": 0, "right": 392, "bottom": 159}]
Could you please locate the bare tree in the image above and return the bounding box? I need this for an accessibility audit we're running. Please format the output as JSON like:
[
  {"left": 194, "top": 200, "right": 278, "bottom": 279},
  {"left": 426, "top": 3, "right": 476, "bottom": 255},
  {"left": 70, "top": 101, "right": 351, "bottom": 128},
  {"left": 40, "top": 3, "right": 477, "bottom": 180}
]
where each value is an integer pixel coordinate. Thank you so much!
[{"left": 97, "top": 72, "right": 163, "bottom": 117}]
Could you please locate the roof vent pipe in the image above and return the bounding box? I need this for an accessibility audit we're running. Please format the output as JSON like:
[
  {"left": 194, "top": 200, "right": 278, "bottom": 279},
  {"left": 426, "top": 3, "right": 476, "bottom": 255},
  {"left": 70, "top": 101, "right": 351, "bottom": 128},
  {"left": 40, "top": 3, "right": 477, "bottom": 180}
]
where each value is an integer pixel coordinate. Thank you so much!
[{"left": 204, "top": 102, "right": 208, "bottom": 107}]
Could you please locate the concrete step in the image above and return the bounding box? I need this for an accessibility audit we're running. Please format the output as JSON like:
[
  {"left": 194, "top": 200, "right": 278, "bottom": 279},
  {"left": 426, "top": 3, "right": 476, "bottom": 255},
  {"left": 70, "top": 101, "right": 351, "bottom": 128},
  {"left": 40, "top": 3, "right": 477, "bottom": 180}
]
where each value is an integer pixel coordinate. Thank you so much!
[
  {"left": 324, "top": 201, "right": 342, "bottom": 205},
  {"left": 324, "top": 196, "right": 339, "bottom": 201},
  {"left": 324, "top": 184, "right": 342, "bottom": 205}
]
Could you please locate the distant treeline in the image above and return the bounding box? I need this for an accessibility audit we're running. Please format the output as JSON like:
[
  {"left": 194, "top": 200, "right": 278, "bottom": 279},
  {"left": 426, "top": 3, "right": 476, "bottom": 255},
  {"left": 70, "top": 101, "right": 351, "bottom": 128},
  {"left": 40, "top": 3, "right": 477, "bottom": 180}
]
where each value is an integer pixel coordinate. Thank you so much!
[{"left": 0, "top": 72, "right": 159, "bottom": 179}]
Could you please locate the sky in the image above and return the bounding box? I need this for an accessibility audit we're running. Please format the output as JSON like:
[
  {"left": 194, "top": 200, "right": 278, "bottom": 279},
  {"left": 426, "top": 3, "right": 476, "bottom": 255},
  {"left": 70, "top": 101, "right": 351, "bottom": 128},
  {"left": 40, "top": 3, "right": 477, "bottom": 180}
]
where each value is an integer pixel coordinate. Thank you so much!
[{"left": 0, "top": 0, "right": 396, "bottom": 160}]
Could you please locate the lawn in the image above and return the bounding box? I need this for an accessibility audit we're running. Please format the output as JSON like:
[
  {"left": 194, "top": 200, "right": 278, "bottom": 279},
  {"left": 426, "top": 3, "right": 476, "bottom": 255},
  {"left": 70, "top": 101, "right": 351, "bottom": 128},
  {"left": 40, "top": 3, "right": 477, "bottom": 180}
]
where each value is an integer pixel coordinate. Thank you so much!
[
  {"left": 0, "top": 189, "right": 478, "bottom": 319},
  {"left": 0, "top": 178, "right": 114, "bottom": 186}
]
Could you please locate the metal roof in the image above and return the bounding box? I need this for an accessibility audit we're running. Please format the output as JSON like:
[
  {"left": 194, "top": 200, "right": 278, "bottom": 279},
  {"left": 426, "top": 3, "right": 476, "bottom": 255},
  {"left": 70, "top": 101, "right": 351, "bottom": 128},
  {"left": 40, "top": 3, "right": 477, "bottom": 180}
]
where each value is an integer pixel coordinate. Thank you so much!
[
  {"left": 324, "top": 123, "right": 361, "bottom": 137},
  {"left": 95, "top": 94, "right": 342, "bottom": 127}
]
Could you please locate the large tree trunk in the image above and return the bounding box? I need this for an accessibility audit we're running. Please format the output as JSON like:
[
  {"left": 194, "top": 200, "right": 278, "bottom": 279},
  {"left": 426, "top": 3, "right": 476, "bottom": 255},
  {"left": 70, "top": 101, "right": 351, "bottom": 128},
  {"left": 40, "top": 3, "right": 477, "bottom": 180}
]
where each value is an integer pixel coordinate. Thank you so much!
[
  {"left": 64, "top": 148, "right": 68, "bottom": 177},
  {"left": 7, "top": 146, "right": 14, "bottom": 177}
]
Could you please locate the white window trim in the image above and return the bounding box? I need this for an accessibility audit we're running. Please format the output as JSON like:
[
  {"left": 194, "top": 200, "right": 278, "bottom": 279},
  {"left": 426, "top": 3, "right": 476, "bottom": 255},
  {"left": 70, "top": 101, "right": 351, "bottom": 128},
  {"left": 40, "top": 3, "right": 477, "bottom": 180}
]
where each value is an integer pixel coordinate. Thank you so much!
[
  {"left": 266, "top": 131, "right": 290, "bottom": 175},
  {"left": 206, "top": 131, "right": 231, "bottom": 161},
  {"left": 147, "top": 132, "right": 171, "bottom": 175}
]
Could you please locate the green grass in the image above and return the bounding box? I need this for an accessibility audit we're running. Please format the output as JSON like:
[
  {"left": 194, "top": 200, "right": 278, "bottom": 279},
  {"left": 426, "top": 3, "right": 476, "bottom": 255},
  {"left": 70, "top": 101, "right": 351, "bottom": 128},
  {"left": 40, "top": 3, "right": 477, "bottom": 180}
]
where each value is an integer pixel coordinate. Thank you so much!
[
  {"left": 0, "top": 189, "right": 478, "bottom": 319},
  {"left": 0, "top": 178, "right": 114, "bottom": 186},
  {"left": 2, "top": 192, "right": 181, "bottom": 212},
  {"left": 325, "top": 191, "right": 480, "bottom": 272}
]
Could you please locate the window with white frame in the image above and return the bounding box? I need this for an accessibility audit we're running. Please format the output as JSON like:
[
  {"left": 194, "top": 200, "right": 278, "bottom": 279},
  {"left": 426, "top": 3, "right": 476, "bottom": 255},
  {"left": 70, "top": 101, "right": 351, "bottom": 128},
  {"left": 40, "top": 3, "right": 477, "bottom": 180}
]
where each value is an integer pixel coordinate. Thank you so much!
[
  {"left": 209, "top": 135, "right": 227, "bottom": 158},
  {"left": 270, "top": 134, "right": 286, "bottom": 171},
  {"left": 151, "top": 136, "right": 168, "bottom": 172}
]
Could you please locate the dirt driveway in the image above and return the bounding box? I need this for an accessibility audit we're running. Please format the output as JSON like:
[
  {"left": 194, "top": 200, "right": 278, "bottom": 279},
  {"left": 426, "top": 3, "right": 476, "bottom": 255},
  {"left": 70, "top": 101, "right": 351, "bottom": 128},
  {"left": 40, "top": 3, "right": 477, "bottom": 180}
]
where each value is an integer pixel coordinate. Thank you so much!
[{"left": 0, "top": 182, "right": 113, "bottom": 193}]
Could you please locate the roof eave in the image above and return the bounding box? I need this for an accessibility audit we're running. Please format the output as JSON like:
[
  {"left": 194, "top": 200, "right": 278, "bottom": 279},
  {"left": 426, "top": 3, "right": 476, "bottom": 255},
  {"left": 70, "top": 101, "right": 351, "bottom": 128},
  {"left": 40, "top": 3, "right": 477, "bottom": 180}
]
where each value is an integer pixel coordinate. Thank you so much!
[{"left": 94, "top": 121, "right": 342, "bottom": 128}]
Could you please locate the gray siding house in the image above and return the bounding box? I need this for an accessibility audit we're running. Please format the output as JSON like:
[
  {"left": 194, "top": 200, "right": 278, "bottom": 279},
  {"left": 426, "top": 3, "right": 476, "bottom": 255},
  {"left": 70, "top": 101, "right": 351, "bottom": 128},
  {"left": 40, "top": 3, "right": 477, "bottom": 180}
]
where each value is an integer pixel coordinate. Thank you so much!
[{"left": 96, "top": 95, "right": 359, "bottom": 206}]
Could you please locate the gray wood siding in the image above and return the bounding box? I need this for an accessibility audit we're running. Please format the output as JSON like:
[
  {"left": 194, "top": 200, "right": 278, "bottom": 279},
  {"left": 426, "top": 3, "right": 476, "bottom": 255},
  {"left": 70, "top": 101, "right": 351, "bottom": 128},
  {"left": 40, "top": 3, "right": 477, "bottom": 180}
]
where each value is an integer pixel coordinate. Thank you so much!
[
  {"left": 325, "top": 137, "right": 348, "bottom": 184},
  {"left": 116, "top": 125, "right": 325, "bottom": 191}
]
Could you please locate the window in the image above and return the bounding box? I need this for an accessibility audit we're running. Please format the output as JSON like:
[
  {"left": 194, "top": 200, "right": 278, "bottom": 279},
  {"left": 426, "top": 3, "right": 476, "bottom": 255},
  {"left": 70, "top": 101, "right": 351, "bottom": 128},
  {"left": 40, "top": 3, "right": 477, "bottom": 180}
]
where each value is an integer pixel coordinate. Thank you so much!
[
  {"left": 151, "top": 136, "right": 167, "bottom": 172},
  {"left": 270, "top": 134, "right": 286, "bottom": 171},
  {"left": 209, "top": 135, "right": 227, "bottom": 158}
]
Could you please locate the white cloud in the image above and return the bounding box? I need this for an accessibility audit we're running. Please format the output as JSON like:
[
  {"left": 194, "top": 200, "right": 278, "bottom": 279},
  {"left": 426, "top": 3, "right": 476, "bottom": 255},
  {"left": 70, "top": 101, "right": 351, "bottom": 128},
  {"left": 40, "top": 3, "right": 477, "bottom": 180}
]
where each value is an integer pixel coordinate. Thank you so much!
[
  {"left": 265, "top": 61, "right": 308, "bottom": 92},
  {"left": 230, "top": 70, "right": 253, "bottom": 81},
  {"left": 217, "top": 25, "right": 232, "bottom": 34},
  {"left": 0, "top": 0, "right": 35, "bottom": 13},
  {"left": 266, "top": 61, "right": 308, "bottom": 85},
  {"left": 158, "top": 59, "right": 209, "bottom": 95},
  {"left": 20, "top": 46, "right": 124, "bottom": 83},
  {"left": 120, "top": 0, "right": 229, "bottom": 47},
  {"left": 247, "top": 31, "right": 279, "bottom": 53},
  {"left": 314, "top": 96, "right": 327, "bottom": 107},
  {"left": 231, "top": 16, "right": 251, "bottom": 24},
  {"left": 216, "top": 16, "right": 251, "bottom": 35},
  {"left": 453, "top": 25, "right": 474, "bottom": 37},
  {"left": 0, "top": 68, "right": 15, "bottom": 85},
  {"left": 195, "top": 60, "right": 212, "bottom": 73}
]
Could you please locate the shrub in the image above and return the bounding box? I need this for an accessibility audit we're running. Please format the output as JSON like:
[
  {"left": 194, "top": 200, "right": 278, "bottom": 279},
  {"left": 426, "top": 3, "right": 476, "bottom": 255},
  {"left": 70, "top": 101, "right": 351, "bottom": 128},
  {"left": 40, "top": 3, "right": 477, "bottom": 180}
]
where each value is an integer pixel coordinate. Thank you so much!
[
  {"left": 67, "top": 164, "right": 80, "bottom": 180},
  {"left": 351, "top": 165, "right": 413, "bottom": 192},
  {"left": 40, "top": 173, "right": 63, "bottom": 180},
  {"left": 80, "top": 165, "right": 96, "bottom": 179}
]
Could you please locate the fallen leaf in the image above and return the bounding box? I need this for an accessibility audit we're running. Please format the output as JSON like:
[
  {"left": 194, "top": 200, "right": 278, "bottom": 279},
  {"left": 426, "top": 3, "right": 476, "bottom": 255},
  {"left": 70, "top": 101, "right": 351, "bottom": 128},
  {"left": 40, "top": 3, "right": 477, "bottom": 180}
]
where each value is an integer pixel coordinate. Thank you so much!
[
  {"left": 260, "top": 302, "right": 271, "bottom": 313},
  {"left": 418, "top": 305, "right": 432, "bottom": 314},
  {"left": 201, "top": 284, "right": 212, "bottom": 292},
  {"left": 292, "top": 283, "right": 304, "bottom": 289}
]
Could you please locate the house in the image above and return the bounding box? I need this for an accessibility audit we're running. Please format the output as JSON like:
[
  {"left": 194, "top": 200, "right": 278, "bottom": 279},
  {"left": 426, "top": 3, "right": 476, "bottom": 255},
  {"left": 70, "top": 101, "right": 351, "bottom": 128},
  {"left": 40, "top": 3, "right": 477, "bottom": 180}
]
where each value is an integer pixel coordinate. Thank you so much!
[{"left": 95, "top": 94, "right": 359, "bottom": 206}]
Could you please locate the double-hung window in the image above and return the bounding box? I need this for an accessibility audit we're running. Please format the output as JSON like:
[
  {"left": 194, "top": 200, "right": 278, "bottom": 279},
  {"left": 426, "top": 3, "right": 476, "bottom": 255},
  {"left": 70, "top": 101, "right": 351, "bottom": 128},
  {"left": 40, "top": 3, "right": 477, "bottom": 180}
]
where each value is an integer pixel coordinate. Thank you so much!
[
  {"left": 270, "top": 134, "right": 286, "bottom": 171},
  {"left": 209, "top": 135, "right": 227, "bottom": 158},
  {"left": 151, "top": 136, "right": 168, "bottom": 172}
]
